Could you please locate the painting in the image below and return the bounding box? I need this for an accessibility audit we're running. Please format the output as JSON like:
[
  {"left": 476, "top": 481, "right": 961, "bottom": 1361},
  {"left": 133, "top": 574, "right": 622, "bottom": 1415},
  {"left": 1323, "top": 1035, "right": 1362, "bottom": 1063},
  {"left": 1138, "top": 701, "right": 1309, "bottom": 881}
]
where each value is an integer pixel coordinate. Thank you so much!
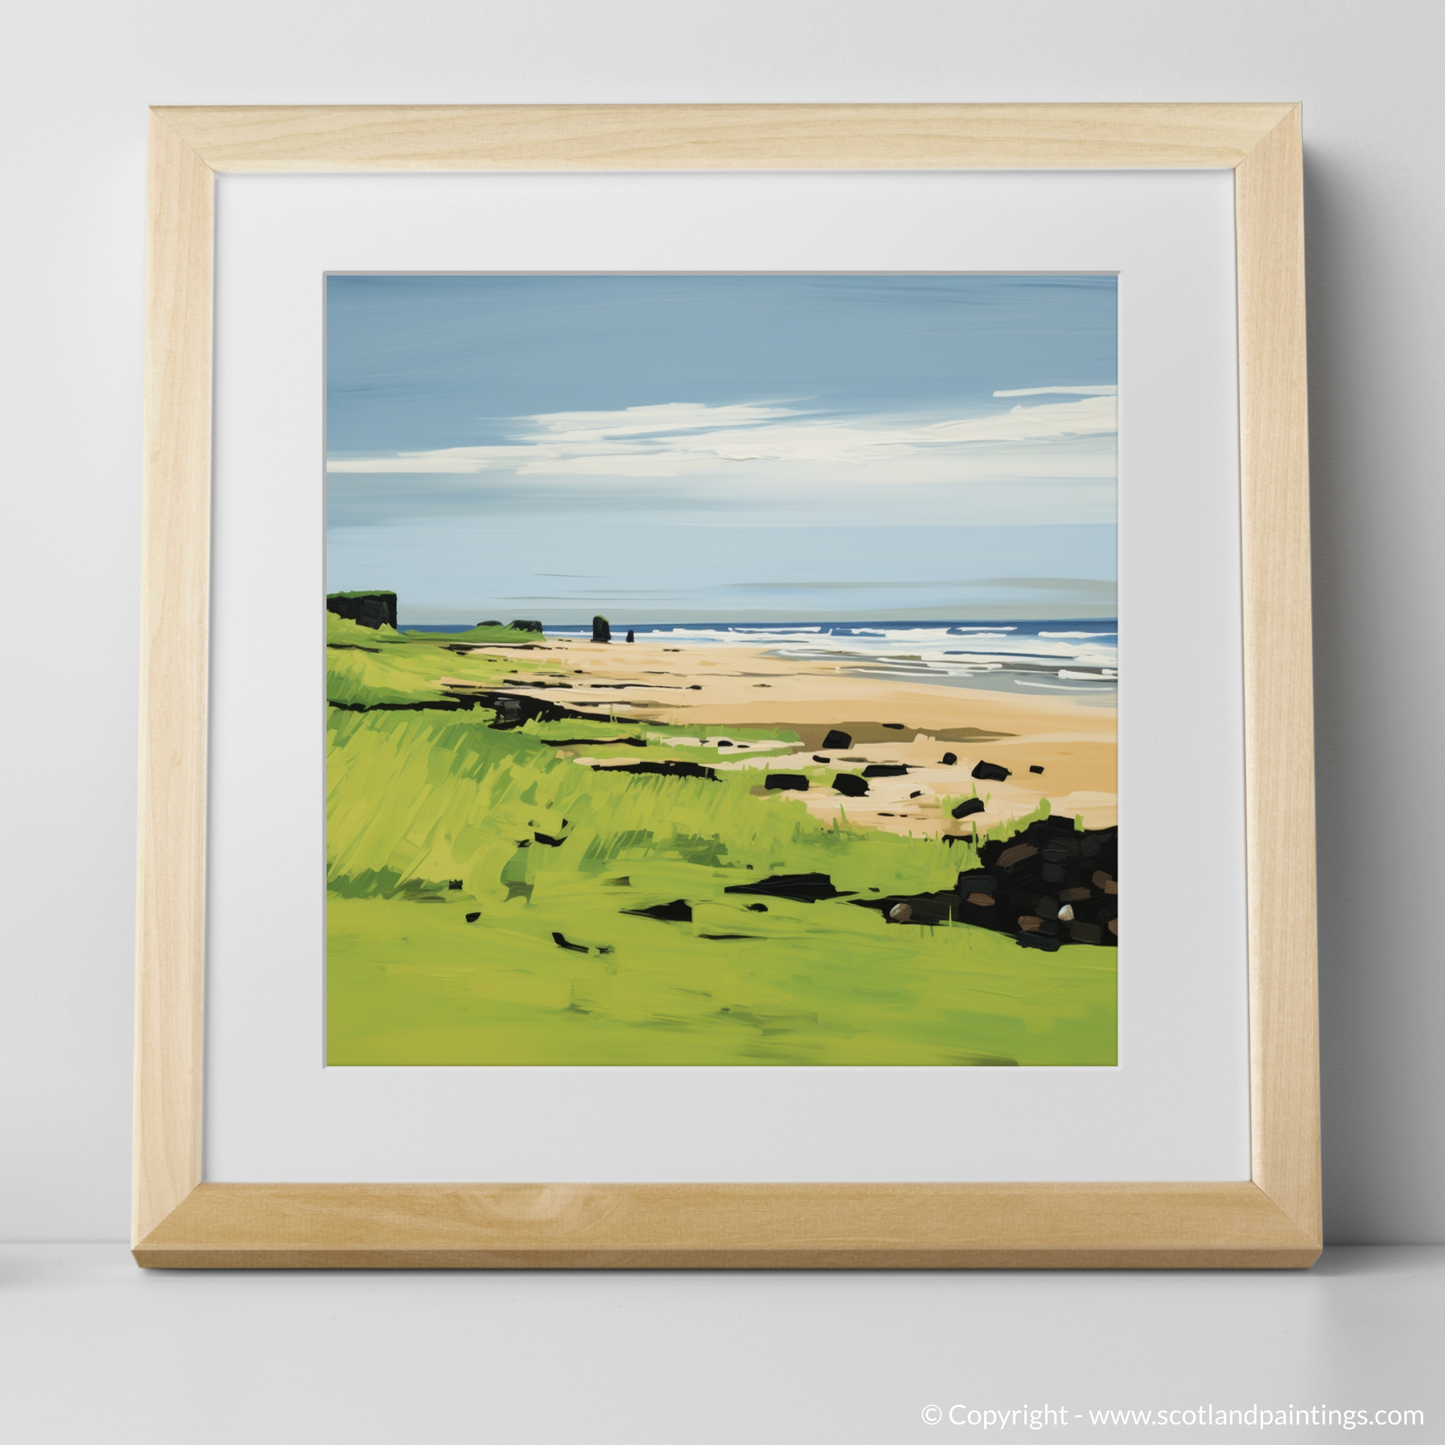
[{"left": 324, "top": 274, "right": 1117, "bottom": 1066}]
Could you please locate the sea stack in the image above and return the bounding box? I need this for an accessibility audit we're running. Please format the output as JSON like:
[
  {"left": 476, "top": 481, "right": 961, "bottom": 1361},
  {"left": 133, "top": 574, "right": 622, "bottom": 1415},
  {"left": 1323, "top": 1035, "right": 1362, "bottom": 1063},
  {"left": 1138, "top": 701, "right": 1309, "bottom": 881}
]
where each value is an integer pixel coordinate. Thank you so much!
[{"left": 593, "top": 615, "right": 611, "bottom": 643}]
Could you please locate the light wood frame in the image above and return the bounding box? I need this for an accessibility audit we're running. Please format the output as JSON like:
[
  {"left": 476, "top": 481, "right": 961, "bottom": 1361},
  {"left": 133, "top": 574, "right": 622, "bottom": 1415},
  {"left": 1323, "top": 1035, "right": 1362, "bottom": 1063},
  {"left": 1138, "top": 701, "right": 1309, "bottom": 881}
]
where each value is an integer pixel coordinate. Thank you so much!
[{"left": 135, "top": 103, "right": 1318, "bottom": 1268}]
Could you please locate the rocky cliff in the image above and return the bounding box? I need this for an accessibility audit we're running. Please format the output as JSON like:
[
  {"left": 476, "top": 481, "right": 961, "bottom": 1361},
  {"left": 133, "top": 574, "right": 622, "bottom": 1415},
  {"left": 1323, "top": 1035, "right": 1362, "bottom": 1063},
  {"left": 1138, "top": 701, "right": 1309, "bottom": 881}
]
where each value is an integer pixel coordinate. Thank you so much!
[{"left": 327, "top": 591, "right": 398, "bottom": 630}]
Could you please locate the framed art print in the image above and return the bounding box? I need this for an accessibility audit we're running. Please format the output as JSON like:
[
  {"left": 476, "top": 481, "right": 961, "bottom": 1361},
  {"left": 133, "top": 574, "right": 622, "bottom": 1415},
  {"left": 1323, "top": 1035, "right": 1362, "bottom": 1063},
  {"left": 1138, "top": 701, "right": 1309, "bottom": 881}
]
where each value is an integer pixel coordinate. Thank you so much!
[{"left": 135, "top": 105, "right": 1320, "bottom": 1267}]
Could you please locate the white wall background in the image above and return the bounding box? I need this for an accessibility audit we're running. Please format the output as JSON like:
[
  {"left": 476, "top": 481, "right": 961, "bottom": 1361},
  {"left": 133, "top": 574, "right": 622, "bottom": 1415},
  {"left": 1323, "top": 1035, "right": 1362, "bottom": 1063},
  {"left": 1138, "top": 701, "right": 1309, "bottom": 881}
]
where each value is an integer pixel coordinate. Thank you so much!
[{"left": 2, "top": 0, "right": 1441, "bottom": 1244}]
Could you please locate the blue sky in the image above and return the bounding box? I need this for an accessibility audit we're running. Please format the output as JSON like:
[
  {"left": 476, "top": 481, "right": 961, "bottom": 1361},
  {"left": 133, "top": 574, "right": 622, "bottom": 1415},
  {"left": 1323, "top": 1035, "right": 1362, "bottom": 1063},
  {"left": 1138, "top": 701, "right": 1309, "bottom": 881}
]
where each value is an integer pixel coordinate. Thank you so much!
[{"left": 326, "top": 274, "right": 1117, "bottom": 623}]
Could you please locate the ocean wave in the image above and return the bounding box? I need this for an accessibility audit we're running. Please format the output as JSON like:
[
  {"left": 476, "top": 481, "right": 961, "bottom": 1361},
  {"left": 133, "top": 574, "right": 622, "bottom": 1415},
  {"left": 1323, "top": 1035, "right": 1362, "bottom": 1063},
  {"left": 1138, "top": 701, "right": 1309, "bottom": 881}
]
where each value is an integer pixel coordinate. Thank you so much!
[{"left": 542, "top": 619, "right": 1117, "bottom": 692}]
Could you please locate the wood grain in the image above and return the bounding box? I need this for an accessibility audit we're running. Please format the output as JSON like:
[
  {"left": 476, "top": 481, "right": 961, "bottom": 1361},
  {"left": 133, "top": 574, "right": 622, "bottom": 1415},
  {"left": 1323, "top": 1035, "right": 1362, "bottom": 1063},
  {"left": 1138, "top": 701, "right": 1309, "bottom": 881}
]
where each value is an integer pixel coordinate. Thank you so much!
[
  {"left": 155, "top": 103, "right": 1298, "bottom": 173},
  {"left": 1235, "top": 106, "right": 1322, "bottom": 1243},
  {"left": 134, "top": 103, "right": 1321, "bottom": 1267},
  {"left": 135, "top": 1182, "right": 1319, "bottom": 1269},
  {"left": 133, "top": 112, "right": 214, "bottom": 1247}
]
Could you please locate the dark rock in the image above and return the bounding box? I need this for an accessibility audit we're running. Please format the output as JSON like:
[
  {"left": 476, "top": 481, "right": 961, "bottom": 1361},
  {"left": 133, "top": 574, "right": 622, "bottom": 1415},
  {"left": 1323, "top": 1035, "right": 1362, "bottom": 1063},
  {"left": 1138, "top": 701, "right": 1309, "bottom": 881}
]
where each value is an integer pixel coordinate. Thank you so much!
[
  {"left": 329, "top": 694, "right": 491, "bottom": 716},
  {"left": 832, "top": 773, "right": 870, "bottom": 797},
  {"left": 533, "top": 832, "right": 567, "bottom": 847},
  {"left": 327, "top": 591, "right": 398, "bottom": 630},
  {"left": 1016, "top": 933, "right": 1061, "bottom": 952},
  {"left": 746, "top": 903, "right": 768, "bottom": 912},
  {"left": 717, "top": 740, "right": 734, "bottom": 747},
  {"left": 552, "top": 931, "right": 589, "bottom": 953},
  {"left": 465, "top": 911, "right": 481, "bottom": 922},
  {"left": 591, "top": 759, "right": 718, "bottom": 781},
  {"left": 460, "top": 690, "right": 616, "bottom": 729},
  {"left": 1070, "top": 921, "right": 1104, "bottom": 945},
  {"left": 951, "top": 798, "right": 985, "bottom": 819},
  {"left": 1041, "top": 862, "right": 1066, "bottom": 883},
  {"left": 883, "top": 723, "right": 906, "bottom": 729},
  {"left": 509, "top": 619, "right": 544, "bottom": 632},
  {"left": 592, "top": 615, "right": 611, "bottom": 643},
  {"left": 545, "top": 736, "right": 648, "bottom": 748},
  {"left": 726, "top": 873, "right": 851, "bottom": 903},
  {"left": 1029, "top": 764, "right": 1045, "bottom": 774},
  {"left": 626, "top": 630, "right": 635, "bottom": 642},
  {"left": 822, "top": 729, "right": 853, "bottom": 750},
  {"left": 909, "top": 815, "right": 1119, "bottom": 949},
  {"left": 971, "top": 760, "right": 1011, "bottom": 782},
  {"left": 764, "top": 773, "right": 809, "bottom": 791},
  {"left": 623, "top": 899, "right": 693, "bottom": 923},
  {"left": 863, "top": 763, "right": 910, "bottom": 778},
  {"left": 852, "top": 891, "right": 960, "bottom": 926},
  {"left": 687, "top": 685, "right": 702, "bottom": 690},
  {"left": 813, "top": 755, "right": 831, "bottom": 763},
  {"left": 478, "top": 620, "right": 502, "bottom": 627},
  {"left": 448, "top": 879, "right": 463, "bottom": 890},
  {"left": 940, "top": 752, "right": 958, "bottom": 765}
]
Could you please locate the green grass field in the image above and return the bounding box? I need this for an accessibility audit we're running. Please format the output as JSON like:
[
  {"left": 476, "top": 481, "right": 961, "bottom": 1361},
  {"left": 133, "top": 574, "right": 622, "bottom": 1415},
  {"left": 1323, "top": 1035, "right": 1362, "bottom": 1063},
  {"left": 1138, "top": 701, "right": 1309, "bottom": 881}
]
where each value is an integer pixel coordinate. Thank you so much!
[{"left": 325, "top": 615, "right": 1117, "bottom": 1066}]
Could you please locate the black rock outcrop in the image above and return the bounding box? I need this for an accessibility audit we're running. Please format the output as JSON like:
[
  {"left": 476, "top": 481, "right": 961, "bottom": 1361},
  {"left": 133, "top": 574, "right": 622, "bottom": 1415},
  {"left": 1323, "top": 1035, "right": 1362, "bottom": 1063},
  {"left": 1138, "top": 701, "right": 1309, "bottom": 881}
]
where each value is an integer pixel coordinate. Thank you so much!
[
  {"left": 591, "top": 759, "right": 717, "bottom": 781},
  {"left": 850, "top": 816, "right": 1118, "bottom": 950},
  {"left": 725, "top": 873, "right": 852, "bottom": 903},
  {"left": 327, "top": 591, "right": 397, "bottom": 630}
]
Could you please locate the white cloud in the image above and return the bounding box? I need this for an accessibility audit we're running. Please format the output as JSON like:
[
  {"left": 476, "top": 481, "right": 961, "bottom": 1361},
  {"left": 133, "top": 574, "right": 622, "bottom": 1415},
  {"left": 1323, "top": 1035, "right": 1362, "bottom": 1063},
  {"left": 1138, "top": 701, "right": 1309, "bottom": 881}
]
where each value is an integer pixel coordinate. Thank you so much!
[
  {"left": 992, "top": 385, "right": 1117, "bottom": 397},
  {"left": 326, "top": 394, "right": 1117, "bottom": 480},
  {"left": 928, "top": 395, "right": 1116, "bottom": 444}
]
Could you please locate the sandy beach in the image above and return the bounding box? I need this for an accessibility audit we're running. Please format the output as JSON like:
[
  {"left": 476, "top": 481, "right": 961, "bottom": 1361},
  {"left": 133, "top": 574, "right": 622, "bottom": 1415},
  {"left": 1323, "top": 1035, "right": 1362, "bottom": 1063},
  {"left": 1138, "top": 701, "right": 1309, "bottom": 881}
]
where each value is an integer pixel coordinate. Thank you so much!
[{"left": 450, "top": 636, "right": 1117, "bottom": 836}]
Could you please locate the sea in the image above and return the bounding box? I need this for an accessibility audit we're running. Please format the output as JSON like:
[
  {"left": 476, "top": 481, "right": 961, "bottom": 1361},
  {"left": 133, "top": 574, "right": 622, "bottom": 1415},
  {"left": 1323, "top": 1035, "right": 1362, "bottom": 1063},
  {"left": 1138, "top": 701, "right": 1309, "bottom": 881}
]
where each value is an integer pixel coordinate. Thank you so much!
[{"left": 401, "top": 620, "right": 1119, "bottom": 697}]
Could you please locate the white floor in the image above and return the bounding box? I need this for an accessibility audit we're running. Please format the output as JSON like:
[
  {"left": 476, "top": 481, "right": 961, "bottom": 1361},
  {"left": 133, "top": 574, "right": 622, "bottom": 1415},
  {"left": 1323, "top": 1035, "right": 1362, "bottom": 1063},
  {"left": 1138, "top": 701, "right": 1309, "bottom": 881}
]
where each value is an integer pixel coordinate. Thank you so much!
[{"left": 3, "top": 1245, "right": 1439, "bottom": 1443}]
